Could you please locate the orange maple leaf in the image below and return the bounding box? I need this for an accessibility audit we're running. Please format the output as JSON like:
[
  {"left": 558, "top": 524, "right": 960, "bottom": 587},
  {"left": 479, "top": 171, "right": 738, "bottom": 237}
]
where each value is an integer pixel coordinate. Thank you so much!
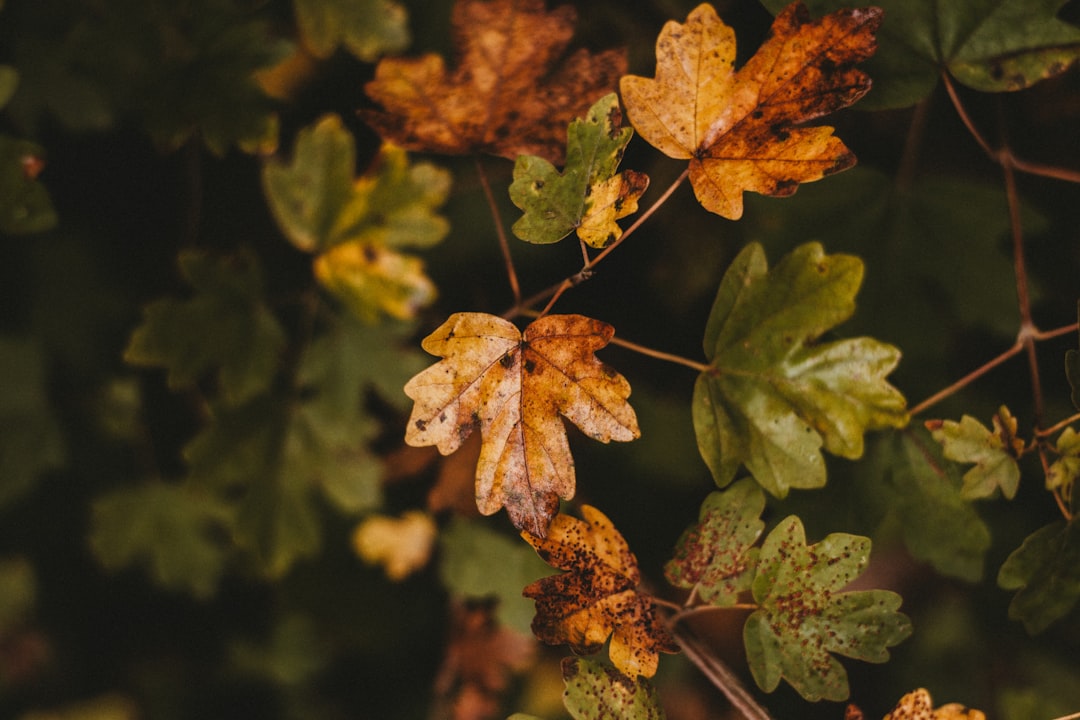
[
  {"left": 522, "top": 505, "right": 678, "bottom": 679},
  {"left": 403, "top": 313, "right": 639, "bottom": 536},
  {"left": 361, "top": 0, "right": 627, "bottom": 164},
  {"left": 620, "top": 2, "right": 881, "bottom": 219}
]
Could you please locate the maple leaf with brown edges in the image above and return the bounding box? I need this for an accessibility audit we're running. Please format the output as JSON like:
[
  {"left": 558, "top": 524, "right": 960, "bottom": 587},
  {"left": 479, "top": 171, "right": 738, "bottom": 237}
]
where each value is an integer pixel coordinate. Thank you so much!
[
  {"left": 522, "top": 505, "right": 678, "bottom": 679},
  {"left": 403, "top": 313, "right": 639, "bottom": 537},
  {"left": 361, "top": 0, "right": 627, "bottom": 164},
  {"left": 620, "top": 2, "right": 882, "bottom": 219}
]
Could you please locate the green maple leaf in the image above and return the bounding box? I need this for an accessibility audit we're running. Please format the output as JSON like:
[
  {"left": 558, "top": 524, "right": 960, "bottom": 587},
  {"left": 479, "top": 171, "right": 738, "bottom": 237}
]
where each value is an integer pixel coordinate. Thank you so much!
[
  {"left": 0, "top": 337, "right": 65, "bottom": 511},
  {"left": 124, "top": 249, "right": 286, "bottom": 407},
  {"left": 664, "top": 478, "right": 764, "bottom": 605},
  {"left": 89, "top": 482, "right": 233, "bottom": 598},
  {"left": 998, "top": 519, "right": 1080, "bottom": 634},
  {"left": 927, "top": 406, "right": 1023, "bottom": 500},
  {"left": 764, "top": 0, "right": 1080, "bottom": 108},
  {"left": 561, "top": 658, "right": 665, "bottom": 720},
  {"left": 293, "top": 0, "right": 410, "bottom": 61},
  {"left": 744, "top": 516, "right": 911, "bottom": 701},
  {"left": 263, "top": 115, "right": 449, "bottom": 321},
  {"left": 510, "top": 93, "right": 649, "bottom": 248},
  {"left": 693, "top": 242, "right": 908, "bottom": 496},
  {"left": 438, "top": 517, "right": 551, "bottom": 634},
  {"left": 864, "top": 428, "right": 991, "bottom": 582},
  {"left": 1047, "top": 427, "right": 1080, "bottom": 499}
]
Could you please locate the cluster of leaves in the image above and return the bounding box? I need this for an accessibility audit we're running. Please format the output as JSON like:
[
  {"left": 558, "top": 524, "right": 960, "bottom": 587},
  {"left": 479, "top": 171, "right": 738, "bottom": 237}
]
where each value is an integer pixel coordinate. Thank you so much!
[{"left": 3, "top": 0, "right": 1080, "bottom": 718}]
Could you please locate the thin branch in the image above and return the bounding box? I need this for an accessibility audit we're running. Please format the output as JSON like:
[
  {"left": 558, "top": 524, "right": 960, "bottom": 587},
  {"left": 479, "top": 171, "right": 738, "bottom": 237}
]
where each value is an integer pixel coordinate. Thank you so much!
[
  {"left": 609, "top": 335, "right": 711, "bottom": 373},
  {"left": 670, "top": 624, "right": 776, "bottom": 720},
  {"left": 1037, "top": 411, "right": 1080, "bottom": 438},
  {"left": 942, "top": 73, "right": 995, "bottom": 157},
  {"left": 475, "top": 156, "right": 521, "bottom": 307},
  {"left": 588, "top": 167, "right": 690, "bottom": 268},
  {"left": 910, "top": 340, "right": 1023, "bottom": 417}
]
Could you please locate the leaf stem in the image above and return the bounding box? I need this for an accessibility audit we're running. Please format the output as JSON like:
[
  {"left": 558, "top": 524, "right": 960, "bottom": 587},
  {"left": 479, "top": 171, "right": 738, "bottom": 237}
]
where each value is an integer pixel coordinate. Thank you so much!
[
  {"left": 475, "top": 156, "right": 521, "bottom": 308},
  {"left": 609, "top": 335, "right": 710, "bottom": 373},
  {"left": 669, "top": 623, "right": 776, "bottom": 720},
  {"left": 1036, "top": 411, "right": 1080, "bottom": 438},
  {"left": 909, "top": 340, "right": 1023, "bottom": 417}
]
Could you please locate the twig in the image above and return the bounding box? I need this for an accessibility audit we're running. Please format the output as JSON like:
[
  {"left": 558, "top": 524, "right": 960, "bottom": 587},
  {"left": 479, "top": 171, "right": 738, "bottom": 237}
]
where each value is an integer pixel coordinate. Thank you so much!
[
  {"left": 475, "top": 156, "right": 521, "bottom": 307},
  {"left": 670, "top": 624, "right": 776, "bottom": 720},
  {"left": 909, "top": 340, "right": 1023, "bottom": 417},
  {"left": 609, "top": 335, "right": 710, "bottom": 373}
]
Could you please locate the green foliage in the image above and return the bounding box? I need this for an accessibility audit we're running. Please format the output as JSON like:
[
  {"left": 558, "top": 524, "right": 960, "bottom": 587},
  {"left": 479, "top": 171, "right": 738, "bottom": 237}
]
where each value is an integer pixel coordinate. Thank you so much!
[
  {"left": 744, "top": 516, "right": 912, "bottom": 701},
  {"left": 89, "top": 482, "right": 232, "bottom": 598},
  {"left": 694, "top": 241, "right": 908, "bottom": 496},
  {"left": 560, "top": 658, "right": 665, "bottom": 720},
  {"left": 0, "top": 557, "right": 35, "bottom": 634},
  {"left": 0, "top": 137, "right": 55, "bottom": 234},
  {"left": 998, "top": 519, "right": 1080, "bottom": 634},
  {"left": 123, "top": 250, "right": 286, "bottom": 406},
  {"left": 664, "top": 478, "right": 764, "bottom": 605},
  {"left": 293, "top": 0, "right": 410, "bottom": 61},
  {"left": 438, "top": 517, "right": 552, "bottom": 634},
  {"left": 765, "top": 0, "right": 1080, "bottom": 108},
  {"left": 510, "top": 93, "right": 647, "bottom": 248}
]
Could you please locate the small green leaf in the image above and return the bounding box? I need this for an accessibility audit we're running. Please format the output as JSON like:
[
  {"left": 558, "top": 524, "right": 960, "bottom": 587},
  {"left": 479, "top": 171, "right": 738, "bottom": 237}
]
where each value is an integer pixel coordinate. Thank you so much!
[
  {"left": 1046, "top": 427, "right": 1080, "bottom": 499},
  {"left": 664, "top": 478, "right": 764, "bottom": 605},
  {"left": 0, "top": 337, "right": 65, "bottom": 510},
  {"left": 865, "top": 429, "right": 992, "bottom": 582},
  {"left": 89, "top": 482, "right": 233, "bottom": 599},
  {"left": 293, "top": 0, "right": 410, "bottom": 61},
  {"left": 561, "top": 657, "right": 666, "bottom": 720},
  {"left": 694, "top": 242, "right": 908, "bottom": 496},
  {"left": 510, "top": 93, "right": 648, "bottom": 248},
  {"left": 439, "top": 517, "right": 552, "bottom": 635},
  {"left": 124, "top": 250, "right": 286, "bottom": 406},
  {"left": 0, "top": 135, "right": 57, "bottom": 235},
  {"left": 744, "top": 516, "right": 911, "bottom": 701},
  {"left": 998, "top": 519, "right": 1080, "bottom": 634},
  {"left": 926, "top": 406, "right": 1023, "bottom": 500},
  {"left": 230, "top": 614, "right": 328, "bottom": 687}
]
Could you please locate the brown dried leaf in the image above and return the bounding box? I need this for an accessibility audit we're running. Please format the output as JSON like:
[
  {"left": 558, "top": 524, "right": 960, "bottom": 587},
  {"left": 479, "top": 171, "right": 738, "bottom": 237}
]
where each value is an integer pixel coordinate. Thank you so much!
[
  {"left": 522, "top": 505, "right": 678, "bottom": 679},
  {"left": 361, "top": 0, "right": 626, "bottom": 163},
  {"left": 883, "top": 688, "right": 986, "bottom": 720},
  {"left": 404, "top": 313, "right": 639, "bottom": 537},
  {"left": 620, "top": 2, "right": 881, "bottom": 219}
]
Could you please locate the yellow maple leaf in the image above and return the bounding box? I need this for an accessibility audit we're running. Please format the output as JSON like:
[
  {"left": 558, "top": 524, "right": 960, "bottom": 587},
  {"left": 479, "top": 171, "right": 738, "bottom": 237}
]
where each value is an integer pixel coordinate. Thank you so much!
[
  {"left": 403, "top": 313, "right": 639, "bottom": 536},
  {"left": 620, "top": 2, "right": 881, "bottom": 219},
  {"left": 522, "top": 505, "right": 678, "bottom": 679},
  {"left": 882, "top": 688, "right": 986, "bottom": 720},
  {"left": 352, "top": 510, "right": 438, "bottom": 581},
  {"left": 361, "top": 0, "right": 626, "bottom": 164}
]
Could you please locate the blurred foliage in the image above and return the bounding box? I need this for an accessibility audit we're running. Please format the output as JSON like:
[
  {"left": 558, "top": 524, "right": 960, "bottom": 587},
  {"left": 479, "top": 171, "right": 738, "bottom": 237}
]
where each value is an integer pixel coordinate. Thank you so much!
[{"left": 1, "top": 0, "right": 1079, "bottom": 719}]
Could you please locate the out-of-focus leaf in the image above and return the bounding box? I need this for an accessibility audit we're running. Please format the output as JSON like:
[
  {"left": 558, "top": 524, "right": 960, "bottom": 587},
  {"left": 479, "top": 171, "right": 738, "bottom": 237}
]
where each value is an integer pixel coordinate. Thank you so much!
[
  {"left": 926, "top": 406, "right": 1023, "bottom": 500},
  {"left": 864, "top": 429, "right": 992, "bottom": 582},
  {"left": 523, "top": 506, "right": 678, "bottom": 679},
  {"left": 998, "top": 519, "right": 1080, "bottom": 634},
  {"left": 293, "top": 0, "right": 409, "bottom": 61},
  {"left": 694, "top": 242, "right": 908, "bottom": 496},
  {"left": 439, "top": 517, "right": 552, "bottom": 635},
  {"left": 0, "top": 557, "right": 35, "bottom": 634},
  {"left": 561, "top": 658, "right": 666, "bottom": 720},
  {"left": 0, "top": 337, "right": 65, "bottom": 510},
  {"left": 230, "top": 614, "right": 328, "bottom": 688},
  {"left": 762, "top": 0, "right": 1080, "bottom": 108},
  {"left": 361, "top": 0, "right": 626, "bottom": 164},
  {"left": 664, "top": 478, "right": 764, "bottom": 605},
  {"left": 510, "top": 93, "right": 648, "bottom": 248},
  {"left": 17, "top": 693, "right": 139, "bottom": 720},
  {"left": 124, "top": 250, "right": 286, "bottom": 406},
  {"left": 352, "top": 510, "right": 437, "bottom": 581},
  {"left": 0, "top": 136, "right": 56, "bottom": 235},
  {"left": 0, "top": 66, "right": 18, "bottom": 110},
  {"left": 313, "top": 242, "right": 437, "bottom": 322},
  {"left": 89, "top": 482, "right": 233, "bottom": 599},
  {"left": 744, "top": 515, "right": 911, "bottom": 701}
]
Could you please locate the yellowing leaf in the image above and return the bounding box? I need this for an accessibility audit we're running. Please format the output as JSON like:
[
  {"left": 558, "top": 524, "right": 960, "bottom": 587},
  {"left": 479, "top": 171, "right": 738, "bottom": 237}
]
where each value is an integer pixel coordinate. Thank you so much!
[
  {"left": 510, "top": 93, "right": 649, "bottom": 248},
  {"left": 404, "top": 313, "right": 639, "bottom": 536},
  {"left": 1047, "top": 426, "right": 1080, "bottom": 502},
  {"left": 313, "top": 241, "right": 436, "bottom": 322},
  {"left": 352, "top": 510, "right": 438, "bottom": 581},
  {"left": 620, "top": 2, "right": 880, "bottom": 219},
  {"left": 361, "top": 0, "right": 626, "bottom": 163},
  {"left": 522, "top": 506, "right": 678, "bottom": 679},
  {"left": 883, "top": 688, "right": 986, "bottom": 720},
  {"left": 926, "top": 406, "right": 1024, "bottom": 500},
  {"left": 293, "top": 0, "right": 409, "bottom": 62}
]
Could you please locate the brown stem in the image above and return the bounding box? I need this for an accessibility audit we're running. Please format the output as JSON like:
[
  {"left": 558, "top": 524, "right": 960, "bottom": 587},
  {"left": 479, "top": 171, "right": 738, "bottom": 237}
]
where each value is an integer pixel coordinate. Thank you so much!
[
  {"left": 909, "top": 341, "right": 1023, "bottom": 417},
  {"left": 670, "top": 623, "right": 775, "bottom": 720},
  {"left": 475, "top": 156, "right": 521, "bottom": 307},
  {"left": 609, "top": 335, "right": 710, "bottom": 373}
]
